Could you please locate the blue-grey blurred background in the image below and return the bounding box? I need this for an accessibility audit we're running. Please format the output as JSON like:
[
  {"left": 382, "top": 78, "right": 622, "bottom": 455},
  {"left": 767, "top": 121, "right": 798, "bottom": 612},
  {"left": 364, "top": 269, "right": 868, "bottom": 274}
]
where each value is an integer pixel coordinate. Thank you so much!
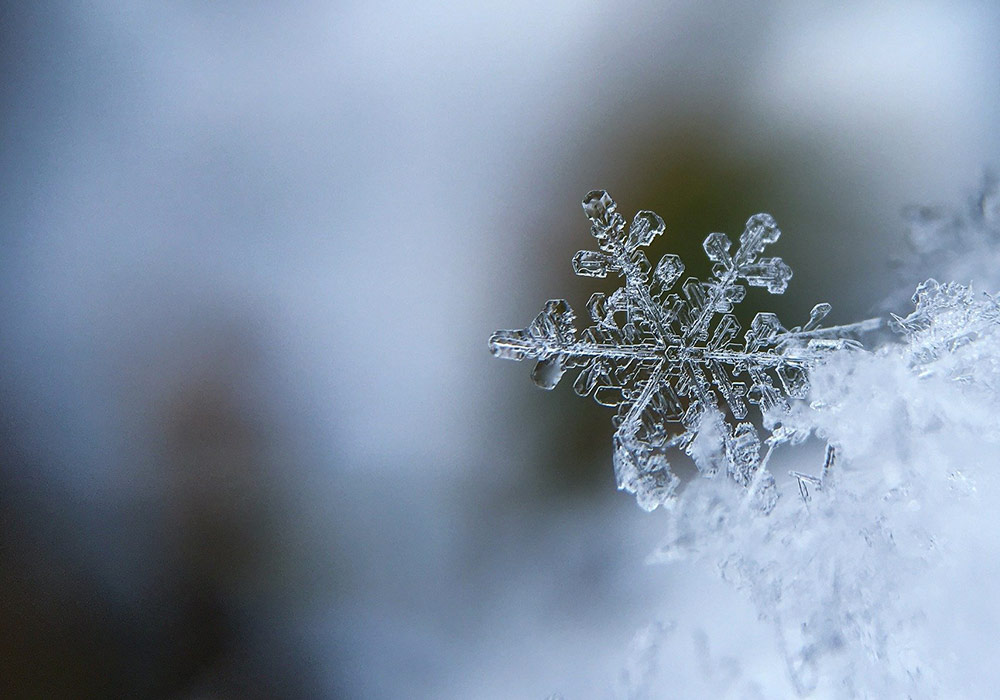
[{"left": 2, "top": 2, "right": 999, "bottom": 697}]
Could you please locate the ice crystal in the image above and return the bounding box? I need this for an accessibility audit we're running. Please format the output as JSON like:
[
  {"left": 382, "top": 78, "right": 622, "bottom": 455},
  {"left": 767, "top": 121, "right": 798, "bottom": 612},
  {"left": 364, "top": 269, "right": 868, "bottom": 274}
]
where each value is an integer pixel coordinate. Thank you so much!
[
  {"left": 886, "top": 279, "right": 1000, "bottom": 404},
  {"left": 490, "top": 190, "right": 879, "bottom": 510}
]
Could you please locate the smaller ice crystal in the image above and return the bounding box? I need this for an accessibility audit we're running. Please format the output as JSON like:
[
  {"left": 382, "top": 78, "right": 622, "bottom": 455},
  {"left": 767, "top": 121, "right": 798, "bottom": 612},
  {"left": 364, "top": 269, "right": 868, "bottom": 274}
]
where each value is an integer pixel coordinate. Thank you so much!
[
  {"left": 891, "top": 279, "right": 1000, "bottom": 381},
  {"left": 490, "top": 191, "right": 879, "bottom": 510}
]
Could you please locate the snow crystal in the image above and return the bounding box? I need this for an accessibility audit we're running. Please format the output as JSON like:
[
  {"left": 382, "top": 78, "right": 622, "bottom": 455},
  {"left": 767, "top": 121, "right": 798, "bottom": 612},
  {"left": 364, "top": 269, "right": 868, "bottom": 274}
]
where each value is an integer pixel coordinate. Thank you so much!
[{"left": 490, "top": 190, "right": 879, "bottom": 510}]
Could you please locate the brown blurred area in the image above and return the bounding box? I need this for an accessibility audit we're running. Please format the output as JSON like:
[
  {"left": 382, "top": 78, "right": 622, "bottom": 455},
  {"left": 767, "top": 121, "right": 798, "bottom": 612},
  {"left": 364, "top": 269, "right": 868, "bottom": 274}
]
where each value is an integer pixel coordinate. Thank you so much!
[{"left": 0, "top": 341, "right": 320, "bottom": 699}]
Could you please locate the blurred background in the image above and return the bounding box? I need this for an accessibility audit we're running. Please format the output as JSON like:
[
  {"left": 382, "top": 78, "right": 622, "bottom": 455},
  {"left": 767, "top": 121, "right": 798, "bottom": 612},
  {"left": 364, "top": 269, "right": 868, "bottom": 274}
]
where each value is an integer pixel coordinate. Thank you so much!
[{"left": 2, "top": 1, "right": 1000, "bottom": 697}]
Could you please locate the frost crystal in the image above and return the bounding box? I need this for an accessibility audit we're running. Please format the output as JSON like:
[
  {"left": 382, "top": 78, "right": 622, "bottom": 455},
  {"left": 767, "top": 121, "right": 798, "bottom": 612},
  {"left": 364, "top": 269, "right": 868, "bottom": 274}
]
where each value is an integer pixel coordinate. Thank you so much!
[
  {"left": 890, "top": 278, "right": 1000, "bottom": 384},
  {"left": 490, "top": 190, "right": 878, "bottom": 510}
]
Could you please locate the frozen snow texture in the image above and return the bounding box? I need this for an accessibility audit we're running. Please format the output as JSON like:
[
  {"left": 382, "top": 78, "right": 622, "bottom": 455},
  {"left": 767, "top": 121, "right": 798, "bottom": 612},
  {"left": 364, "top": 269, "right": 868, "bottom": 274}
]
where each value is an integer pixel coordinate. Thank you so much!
[
  {"left": 645, "top": 278, "right": 1000, "bottom": 697},
  {"left": 490, "top": 191, "right": 877, "bottom": 510}
]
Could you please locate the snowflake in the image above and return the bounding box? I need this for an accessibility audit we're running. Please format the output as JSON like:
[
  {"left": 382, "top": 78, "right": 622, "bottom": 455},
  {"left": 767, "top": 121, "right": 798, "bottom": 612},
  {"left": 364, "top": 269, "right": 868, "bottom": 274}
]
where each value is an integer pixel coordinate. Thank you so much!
[{"left": 490, "top": 190, "right": 879, "bottom": 510}]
